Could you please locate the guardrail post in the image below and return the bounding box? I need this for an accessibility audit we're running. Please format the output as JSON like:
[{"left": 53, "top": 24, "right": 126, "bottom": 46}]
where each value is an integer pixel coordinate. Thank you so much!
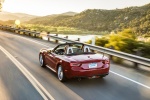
[
  {"left": 134, "top": 62, "right": 138, "bottom": 68},
  {"left": 48, "top": 36, "right": 50, "bottom": 41},
  {"left": 33, "top": 30, "right": 36, "bottom": 37},
  {"left": 18, "top": 28, "right": 21, "bottom": 34},
  {"left": 28, "top": 29, "right": 31, "bottom": 36},
  {"left": 55, "top": 34, "right": 58, "bottom": 43},
  {"left": 5, "top": 25, "right": 8, "bottom": 31},
  {"left": 8, "top": 26, "right": 11, "bottom": 31},
  {"left": 14, "top": 28, "right": 17, "bottom": 33},
  {"left": 40, "top": 31, "right": 43, "bottom": 39},
  {"left": 47, "top": 32, "right": 50, "bottom": 41},
  {"left": 13, "top": 28, "right": 15, "bottom": 32},
  {"left": 76, "top": 38, "right": 80, "bottom": 41},
  {"left": 109, "top": 46, "right": 114, "bottom": 61},
  {"left": 2, "top": 25, "right": 4, "bottom": 30},
  {"left": 22, "top": 28, "right": 25, "bottom": 35},
  {"left": 55, "top": 34, "right": 58, "bottom": 36},
  {"left": 65, "top": 36, "right": 68, "bottom": 39},
  {"left": 109, "top": 55, "right": 113, "bottom": 61}
]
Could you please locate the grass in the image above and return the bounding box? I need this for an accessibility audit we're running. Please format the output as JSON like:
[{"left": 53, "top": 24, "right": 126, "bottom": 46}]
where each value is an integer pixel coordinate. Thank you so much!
[{"left": 21, "top": 24, "right": 109, "bottom": 35}]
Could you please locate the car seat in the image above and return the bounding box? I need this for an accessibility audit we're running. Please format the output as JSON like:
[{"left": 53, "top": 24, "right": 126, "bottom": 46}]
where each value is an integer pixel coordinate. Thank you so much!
[{"left": 83, "top": 46, "right": 91, "bottom": 52}]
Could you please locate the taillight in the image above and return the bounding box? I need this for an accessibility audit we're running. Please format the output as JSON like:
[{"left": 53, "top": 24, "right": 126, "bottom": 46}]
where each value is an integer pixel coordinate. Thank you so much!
[
  {"left": 102, "top": 60, "right": 110, "bottom": 64},
  {"left": 70, "top": 63, "right": 81, "bottom": 66},
  {"left": 105, "top": 60, "right": 110, "bottom": 64}
]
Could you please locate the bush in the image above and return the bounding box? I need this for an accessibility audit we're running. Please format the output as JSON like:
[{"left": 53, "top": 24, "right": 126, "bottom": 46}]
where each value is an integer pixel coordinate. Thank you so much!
[
  {"left": 95, "top": 37, "right": 109, "bottom": 47},
  {"left": 112, "top": 56, "right": 123, "bottom": 64},
  {"left": 86, "top": 36, "right": 109, "bottom": 46},
  {"left": 137, "top": 42, "right": 150, "bottom": 58},
  {"left": 88, "top": 29, "right": 150, "bottom": 59}
]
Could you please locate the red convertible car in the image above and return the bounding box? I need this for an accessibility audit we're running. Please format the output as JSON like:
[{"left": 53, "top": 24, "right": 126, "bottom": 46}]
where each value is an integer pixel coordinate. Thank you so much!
[{"left": 39, "top": 43, "right": 110, "bottom": 81}]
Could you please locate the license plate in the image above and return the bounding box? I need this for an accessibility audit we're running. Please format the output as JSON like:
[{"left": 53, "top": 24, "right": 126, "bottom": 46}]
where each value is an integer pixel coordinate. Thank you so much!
[{"left": 89, "top": 63, "right": 97, "bottom": 68}]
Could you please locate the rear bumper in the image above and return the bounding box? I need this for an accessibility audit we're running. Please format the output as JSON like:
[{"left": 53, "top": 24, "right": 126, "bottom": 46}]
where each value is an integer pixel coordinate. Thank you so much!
[
  {"left": 73, "top": 73, "right": 109, "bottom": 79},
  {"left": 65, "top": 64, "right": 109, "bottom": 79}
]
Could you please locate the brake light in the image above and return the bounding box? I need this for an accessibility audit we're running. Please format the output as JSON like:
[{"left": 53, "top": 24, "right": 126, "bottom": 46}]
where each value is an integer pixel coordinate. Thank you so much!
[
  {"left": 102, "top": 60, "right": 110, "bottom": 64},
  {"left": 70, "top": 63, "right": 81, "bottom": 66},
  {"left": 105, "top": 60, "right": 110, "bottom": 64}
]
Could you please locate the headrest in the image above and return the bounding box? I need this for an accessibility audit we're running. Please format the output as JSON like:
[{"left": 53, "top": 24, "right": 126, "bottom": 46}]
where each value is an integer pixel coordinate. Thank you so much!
[
  {"left": 83, "top": 46, "right": 91, "bottom": 52},
  {"left": 66, "top": 47, "right": 74, "bottom": 54}
]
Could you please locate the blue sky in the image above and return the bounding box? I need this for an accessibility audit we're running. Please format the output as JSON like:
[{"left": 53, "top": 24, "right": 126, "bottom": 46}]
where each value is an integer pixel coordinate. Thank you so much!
[{"left": 2, "top": 0, "right": 150, "bottom": 16}]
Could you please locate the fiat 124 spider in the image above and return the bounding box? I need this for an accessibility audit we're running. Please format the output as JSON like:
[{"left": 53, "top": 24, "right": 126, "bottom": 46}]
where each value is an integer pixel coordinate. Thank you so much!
[{"left": 39, "top": 43, "right": 110, "bottom": 82}]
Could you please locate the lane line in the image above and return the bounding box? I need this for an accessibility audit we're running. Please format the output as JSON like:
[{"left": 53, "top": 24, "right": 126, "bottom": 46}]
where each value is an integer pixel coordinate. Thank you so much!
[
  {"left": 1, "top": 32, "right": 150, "bottom": 90},
  {"left": 0, "top": 31, "right": 49, "bottom": 47},
  {"left": 0, "top": 32, "right": 84, "bottom": 100},
  {"left": 0, "top": 45, "right": 55, "bottom": 100},
  {"left": 110, "top": 71, "right": 150, "bottom": 89}
]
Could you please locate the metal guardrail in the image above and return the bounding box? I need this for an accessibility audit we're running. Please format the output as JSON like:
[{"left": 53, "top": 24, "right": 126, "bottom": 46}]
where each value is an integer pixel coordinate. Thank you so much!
[{"left": 0, "top": 25, "right": 150, "bottom": 67}]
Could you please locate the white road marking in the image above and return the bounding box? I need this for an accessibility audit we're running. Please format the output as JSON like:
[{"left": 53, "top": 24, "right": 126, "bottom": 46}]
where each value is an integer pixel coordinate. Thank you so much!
[
  {"left": 110, "top": 71, "right": 150, "bottom": 89},
  {"left": 1, "top": 31, "right": 150, "bottom": 90},
  {"left": 0, "top": 45, "right": 55, "bottom": 100},
  {"left": 21, "top": 37, "right": 49, "bottom": 47},
  {"left": 0, "top": 31, "right": 49, "bottom": 47}
]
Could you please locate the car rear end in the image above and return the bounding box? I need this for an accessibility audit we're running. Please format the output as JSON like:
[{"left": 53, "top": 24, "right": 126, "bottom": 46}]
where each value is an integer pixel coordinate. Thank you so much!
[{"left": 64, "top": 54, "right": 110, "bottom": 79}]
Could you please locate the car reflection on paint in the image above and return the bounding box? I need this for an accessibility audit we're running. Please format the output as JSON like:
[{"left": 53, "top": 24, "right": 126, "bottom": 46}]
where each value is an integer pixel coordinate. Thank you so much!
[{"left": 39, "top": 43, "right": 110, "bottom": 82}]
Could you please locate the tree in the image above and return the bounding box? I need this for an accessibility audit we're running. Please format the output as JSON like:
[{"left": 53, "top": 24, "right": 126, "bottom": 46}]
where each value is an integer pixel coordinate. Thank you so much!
[{"left": 105, "top": 29, "right": 136, "bottom": 52}]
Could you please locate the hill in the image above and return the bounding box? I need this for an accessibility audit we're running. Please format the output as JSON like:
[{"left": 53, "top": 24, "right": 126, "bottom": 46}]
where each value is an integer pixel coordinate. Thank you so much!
[
  {"left": 28, "top": 3, "right": 150, "bottom": 35},
  {"left": 0, "top": 11, "right": 38, "bottom": 22},
  {"left": 61, "top": 11, "right": 78, "bottom": 16},
  {"left": 26, "top": 11, "right": 77, "bottom": 25}
]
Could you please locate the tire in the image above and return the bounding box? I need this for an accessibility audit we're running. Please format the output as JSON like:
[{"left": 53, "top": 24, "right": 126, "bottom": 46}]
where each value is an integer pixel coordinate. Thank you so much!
[
  {"left": 57, "top": 65, "right": 66, "bottom": 82},
  {"left": 39, "top": 54, "right": 46, "bottom": 68}
]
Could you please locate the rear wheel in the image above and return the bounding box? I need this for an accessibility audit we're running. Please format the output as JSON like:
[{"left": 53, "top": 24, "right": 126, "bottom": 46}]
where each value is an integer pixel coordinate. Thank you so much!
[
  {"left": 39, "top": 54, "right": 46, "bottom": 67},
  {"left": 57, "top": 65, "right": 66, "bottom": 82}
]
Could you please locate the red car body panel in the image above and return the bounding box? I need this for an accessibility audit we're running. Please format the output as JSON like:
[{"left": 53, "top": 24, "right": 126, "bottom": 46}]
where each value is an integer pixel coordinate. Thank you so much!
[{"left": 39, "top": 43, "right": 110, "bottom": 79}]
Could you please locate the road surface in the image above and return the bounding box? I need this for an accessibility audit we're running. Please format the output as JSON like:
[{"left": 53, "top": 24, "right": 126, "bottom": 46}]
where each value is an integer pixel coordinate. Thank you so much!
[{"left": 0, "top": 31, "right": 150, "bottom": 100}]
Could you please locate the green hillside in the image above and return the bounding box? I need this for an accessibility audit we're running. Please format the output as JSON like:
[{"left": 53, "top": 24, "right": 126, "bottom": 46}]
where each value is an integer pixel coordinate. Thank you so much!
[{"left": 28, "top": 3, "right": 150, "bottom": 35}]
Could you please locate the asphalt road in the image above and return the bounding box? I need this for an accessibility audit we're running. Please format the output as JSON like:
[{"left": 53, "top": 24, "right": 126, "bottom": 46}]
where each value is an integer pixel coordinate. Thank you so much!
[
  {"left": 0, "top": 31, "right": 150, "bottom": 100},
  {"left": 0, "top": 38, "right": 43, "bottom": 100}
]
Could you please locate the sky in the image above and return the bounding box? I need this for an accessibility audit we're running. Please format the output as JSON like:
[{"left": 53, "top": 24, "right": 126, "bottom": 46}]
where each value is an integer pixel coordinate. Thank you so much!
[{"left": 2, "top": 0, "right": 150, "bottom": 16}]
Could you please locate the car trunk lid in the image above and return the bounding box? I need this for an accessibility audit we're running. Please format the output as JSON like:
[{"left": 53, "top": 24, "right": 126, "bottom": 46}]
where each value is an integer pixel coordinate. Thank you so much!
[
  {"left": 68, "top": 54, "right": 106, "bottom": 69},
  {"left": 68, "top": 54, "right": 104, "bottom": 63}
]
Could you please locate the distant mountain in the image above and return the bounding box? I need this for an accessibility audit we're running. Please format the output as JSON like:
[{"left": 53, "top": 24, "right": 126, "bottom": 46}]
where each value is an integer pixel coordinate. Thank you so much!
[
  {"left": 61, "top": 11, "right": 77, "bottom": 16},
  {"left": 28, "top": 3, "right": 150, "bottom": 35},
  {"left": 0, "top": 11, "right": 38, "bottom": 21},
  {"left": 26, "top": 11, "right": 78, "bottom": 25},
  {"left": 26, "top": 11, "right": 77, "bottom": 25}
]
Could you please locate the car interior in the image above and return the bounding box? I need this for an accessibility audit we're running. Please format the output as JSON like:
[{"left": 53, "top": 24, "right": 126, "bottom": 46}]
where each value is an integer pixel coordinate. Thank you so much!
[{"left": 53, "top": 44, "right": 91, "bottom": 55}]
